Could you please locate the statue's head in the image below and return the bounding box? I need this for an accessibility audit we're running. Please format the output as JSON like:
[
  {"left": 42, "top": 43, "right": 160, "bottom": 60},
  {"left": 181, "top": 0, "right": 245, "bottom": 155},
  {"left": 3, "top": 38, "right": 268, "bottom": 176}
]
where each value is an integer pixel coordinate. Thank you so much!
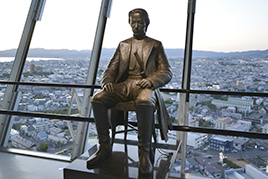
[{"left": 128, "top": 8, "right": 150, "bottom": 37}]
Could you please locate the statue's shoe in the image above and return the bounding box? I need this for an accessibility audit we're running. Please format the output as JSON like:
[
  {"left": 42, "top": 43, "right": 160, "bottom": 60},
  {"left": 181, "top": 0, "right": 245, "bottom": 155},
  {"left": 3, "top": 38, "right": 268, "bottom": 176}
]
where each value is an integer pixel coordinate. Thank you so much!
[{"left": 86, "top": 146, "right": 112, "bottom": 168}]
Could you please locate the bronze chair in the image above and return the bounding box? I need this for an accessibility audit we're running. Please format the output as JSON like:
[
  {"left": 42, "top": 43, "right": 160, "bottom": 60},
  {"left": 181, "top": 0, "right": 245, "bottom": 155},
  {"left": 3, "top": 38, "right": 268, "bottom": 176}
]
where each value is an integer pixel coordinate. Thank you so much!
[{"left": 109, "top": 101, "right": 157, "bottom": 148}]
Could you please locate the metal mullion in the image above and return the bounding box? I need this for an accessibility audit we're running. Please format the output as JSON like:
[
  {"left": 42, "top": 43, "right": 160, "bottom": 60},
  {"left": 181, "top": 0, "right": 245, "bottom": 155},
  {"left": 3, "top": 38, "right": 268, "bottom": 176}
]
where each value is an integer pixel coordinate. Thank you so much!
[{"left": 179, "top": 0, "right": 196, "bottom": 174}]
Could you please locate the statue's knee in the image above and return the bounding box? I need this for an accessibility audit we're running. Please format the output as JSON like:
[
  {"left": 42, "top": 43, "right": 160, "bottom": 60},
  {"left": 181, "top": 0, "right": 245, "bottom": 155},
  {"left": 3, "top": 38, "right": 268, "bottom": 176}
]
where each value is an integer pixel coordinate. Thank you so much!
[
  {"left": 136, "top": 93, "right": 156, "bottom": 106},
  {"left": 91, "top": 91, "right": 105, "bottom": 102},
  {"left": 135, "top": 98, "right": 155, "bottom": 106}
]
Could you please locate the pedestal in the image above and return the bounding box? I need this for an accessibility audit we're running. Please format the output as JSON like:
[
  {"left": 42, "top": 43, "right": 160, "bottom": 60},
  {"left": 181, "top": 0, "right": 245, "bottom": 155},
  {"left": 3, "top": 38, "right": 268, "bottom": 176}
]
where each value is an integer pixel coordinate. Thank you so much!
[{"left": 64, "top": 138, "right": 178, "bottom": 179}]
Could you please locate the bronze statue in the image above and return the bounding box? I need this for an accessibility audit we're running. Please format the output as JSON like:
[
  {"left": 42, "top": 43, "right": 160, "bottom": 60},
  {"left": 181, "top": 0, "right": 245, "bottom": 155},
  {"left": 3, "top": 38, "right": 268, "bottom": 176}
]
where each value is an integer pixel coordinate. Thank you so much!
[{"left": 87, "top": 8, "right": 172, "bottom": 176}]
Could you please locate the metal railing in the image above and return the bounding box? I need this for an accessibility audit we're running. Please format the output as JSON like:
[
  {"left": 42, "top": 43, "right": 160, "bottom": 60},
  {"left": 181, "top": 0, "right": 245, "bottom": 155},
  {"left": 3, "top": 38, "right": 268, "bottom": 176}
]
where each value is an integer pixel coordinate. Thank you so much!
[{"left": 0, "top": 80, "right": 267, "bottom": 140}]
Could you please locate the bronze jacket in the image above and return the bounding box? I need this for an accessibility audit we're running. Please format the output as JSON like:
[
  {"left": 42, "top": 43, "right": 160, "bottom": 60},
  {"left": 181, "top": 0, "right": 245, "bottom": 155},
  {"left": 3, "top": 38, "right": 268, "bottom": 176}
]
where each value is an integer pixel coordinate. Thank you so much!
[{"left": 101, "top": 36, "right": 173, "bottom": 141}]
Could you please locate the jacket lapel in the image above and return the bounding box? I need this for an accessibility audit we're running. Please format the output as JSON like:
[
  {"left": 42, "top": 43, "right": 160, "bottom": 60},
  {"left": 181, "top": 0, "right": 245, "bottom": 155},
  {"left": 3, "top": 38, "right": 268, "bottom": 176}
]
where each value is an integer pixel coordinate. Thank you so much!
[
  {"left": 116, "top": 39, "right": 131, "bottom": 83},
  {"left": 121, "top": 39, "right": 131, "bottom": 66},
  {"left": 142, "top": 38, "right": 154, "bottom": 69}
]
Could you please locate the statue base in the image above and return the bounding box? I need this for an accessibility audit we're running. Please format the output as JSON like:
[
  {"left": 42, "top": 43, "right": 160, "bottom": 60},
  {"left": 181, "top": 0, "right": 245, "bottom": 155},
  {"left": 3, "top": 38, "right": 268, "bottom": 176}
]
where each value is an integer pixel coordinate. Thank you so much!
[{"left": 64, "top": 136, "right": 178, "bottom": 179}]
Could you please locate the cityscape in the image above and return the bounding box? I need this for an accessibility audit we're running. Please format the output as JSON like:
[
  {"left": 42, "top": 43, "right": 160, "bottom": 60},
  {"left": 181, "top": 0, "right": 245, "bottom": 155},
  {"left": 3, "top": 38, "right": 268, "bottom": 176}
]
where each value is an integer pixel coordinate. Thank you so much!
[{"left": 1, "top": 49, "right": 268, "bottom": 178}]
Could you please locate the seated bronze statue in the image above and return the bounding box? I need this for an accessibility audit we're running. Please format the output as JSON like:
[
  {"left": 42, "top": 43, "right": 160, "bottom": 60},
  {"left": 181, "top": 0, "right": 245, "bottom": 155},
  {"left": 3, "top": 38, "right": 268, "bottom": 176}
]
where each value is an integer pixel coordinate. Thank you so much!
[{"left": 87, "top": 8, "right": 173, "bottom": 176}]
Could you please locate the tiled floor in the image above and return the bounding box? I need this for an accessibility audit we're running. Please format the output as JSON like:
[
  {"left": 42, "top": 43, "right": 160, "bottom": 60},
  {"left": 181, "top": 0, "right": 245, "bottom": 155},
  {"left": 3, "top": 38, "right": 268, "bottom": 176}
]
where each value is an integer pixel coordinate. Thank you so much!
[
  {"left": 0, "top": 150, "right": 211, "bottom": 179},
  {"left": 0, "top": 151, "right": 69, "bottom": 179}
]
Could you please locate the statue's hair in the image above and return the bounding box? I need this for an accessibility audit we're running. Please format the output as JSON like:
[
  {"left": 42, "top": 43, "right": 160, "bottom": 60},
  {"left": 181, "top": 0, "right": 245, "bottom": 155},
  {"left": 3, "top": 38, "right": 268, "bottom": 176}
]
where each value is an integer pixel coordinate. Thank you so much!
[{"left": 128, "top": 8, "right": 150, "bottom": 27}]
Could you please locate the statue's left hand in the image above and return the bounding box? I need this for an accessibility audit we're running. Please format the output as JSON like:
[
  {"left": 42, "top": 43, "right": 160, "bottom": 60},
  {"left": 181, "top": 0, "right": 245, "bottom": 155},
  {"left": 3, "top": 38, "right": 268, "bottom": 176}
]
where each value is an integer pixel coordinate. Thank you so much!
[
  {"left": 138, "top": 79, "right": 152, "bottom": 89},
  {"left": 103, "top": 83, "right": 114, "bottom": 93}
]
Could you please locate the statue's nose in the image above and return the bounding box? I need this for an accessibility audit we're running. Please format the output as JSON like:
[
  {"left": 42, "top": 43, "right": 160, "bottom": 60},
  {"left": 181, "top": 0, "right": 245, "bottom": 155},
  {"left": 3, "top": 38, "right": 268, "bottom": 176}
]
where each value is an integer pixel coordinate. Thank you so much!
[{"left": 134, "top": 23, "right": 139, "bottom": 29}]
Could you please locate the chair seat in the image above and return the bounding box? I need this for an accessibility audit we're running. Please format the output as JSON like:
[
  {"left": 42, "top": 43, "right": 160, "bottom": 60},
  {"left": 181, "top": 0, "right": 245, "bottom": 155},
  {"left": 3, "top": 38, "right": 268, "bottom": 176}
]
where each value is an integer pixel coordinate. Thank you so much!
[{"left": 114, "top": 101, "right": 136, "bottom": 111}]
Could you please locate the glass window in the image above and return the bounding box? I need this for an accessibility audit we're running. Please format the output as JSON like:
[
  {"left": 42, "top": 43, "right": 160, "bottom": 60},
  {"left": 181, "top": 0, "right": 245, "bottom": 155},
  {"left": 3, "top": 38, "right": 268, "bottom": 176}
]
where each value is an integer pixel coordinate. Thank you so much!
[
  {"left": 93, "top": 0, "right": 188, "bottom": 145},
  {"left": 181, "top": 134, "right": 268, "bottom": 178},
  {"left": 101, "top": 0, "right": 188, "bottom": 89},
  {"left": 0, "top": 0, "right": 31, "bottom": 87},
  {"left": 6, "top": 1, "right": 101, "bottom": 156},
  {"left": 0, "top": 1, "right": 31, "bottom": 51},
  {"left": 191, "top": 0, "right": 268, "bottom": 92}
]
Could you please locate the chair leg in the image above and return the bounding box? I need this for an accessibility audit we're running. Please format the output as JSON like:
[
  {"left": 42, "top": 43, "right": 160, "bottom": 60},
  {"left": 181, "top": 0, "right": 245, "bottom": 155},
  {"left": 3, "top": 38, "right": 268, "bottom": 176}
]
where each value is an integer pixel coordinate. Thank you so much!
[
  {"left": 124, "top": 111, "right": 128, "bottom": 141},
  {"left": 111, "top": 127, "right": 116, "bottom": 149},
  {"left": 152, "top": 118, "right": 157, "bottom": 144}
]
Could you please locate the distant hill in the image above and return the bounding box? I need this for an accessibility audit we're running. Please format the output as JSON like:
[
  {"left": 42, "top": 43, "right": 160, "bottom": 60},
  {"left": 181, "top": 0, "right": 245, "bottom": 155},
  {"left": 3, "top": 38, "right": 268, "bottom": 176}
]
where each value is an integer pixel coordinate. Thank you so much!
[
  {"left": 0, "top": 48, "right": 267, "bottom": 58},
  {"left": 0, "top": 48, "right": 91, "bottom": 58}
]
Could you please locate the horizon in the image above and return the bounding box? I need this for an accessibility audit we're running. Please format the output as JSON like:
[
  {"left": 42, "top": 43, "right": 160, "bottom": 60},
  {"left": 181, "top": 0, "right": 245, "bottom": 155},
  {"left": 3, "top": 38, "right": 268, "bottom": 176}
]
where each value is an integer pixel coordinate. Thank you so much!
[
  {"left": 1, "top": 47, "right": 268, "bottom": 54},
  {"left": 1, "top": 0, "right": 268, "bottom": 52}
]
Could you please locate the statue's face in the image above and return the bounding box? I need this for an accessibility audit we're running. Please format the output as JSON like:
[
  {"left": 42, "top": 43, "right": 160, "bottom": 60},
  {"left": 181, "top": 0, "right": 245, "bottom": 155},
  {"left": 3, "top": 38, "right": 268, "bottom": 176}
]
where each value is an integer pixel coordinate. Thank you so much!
[{"left": 130, "top": 13, "right": 147, "bottom": 37}]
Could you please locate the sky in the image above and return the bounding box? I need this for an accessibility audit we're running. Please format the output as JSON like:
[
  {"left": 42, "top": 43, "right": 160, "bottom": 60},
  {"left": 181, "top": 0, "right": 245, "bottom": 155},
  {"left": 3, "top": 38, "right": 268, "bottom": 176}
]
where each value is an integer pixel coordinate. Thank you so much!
[{"left": 0, "top": 0, "right": 268, "bottom": 52}]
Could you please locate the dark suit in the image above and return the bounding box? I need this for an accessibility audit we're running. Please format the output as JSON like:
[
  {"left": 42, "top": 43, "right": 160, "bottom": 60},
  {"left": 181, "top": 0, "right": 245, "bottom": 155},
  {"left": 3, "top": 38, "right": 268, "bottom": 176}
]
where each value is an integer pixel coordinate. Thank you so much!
[{"left": 93, "top": 36, "right": 172, "bottom": 141}]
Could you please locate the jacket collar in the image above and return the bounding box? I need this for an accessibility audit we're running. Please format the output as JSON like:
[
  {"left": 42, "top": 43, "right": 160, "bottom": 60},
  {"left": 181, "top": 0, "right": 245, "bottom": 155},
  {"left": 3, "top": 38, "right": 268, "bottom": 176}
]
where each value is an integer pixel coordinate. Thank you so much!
[{"left": 121, "top": 37, "right": 155, "bottom": 65}]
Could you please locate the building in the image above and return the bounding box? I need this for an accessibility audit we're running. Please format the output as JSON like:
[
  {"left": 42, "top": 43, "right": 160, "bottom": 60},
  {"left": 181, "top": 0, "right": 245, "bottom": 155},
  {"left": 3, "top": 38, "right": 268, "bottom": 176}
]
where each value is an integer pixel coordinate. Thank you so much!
[
  {"left": 245, "top": 164, "right": 268, "bottom": 179},
  {"left": 227, "top": 119, "right": 252, "bottom": 132},
  {"left": 248, "top": 113, "right": 264, "bottom": 125},
  {"left": 189, "top": 117, "right": 199, "bottom": 127},
  {"left": 33, "top": 121, "right": 53, "bottom": 133},
  {"left": 261, "top": 123, "right": 268, "bottom": 134},
  {"left": 47, "top": 135, "right": 67, "bottom": 145},
  {"left": 210, "top": 135, "right": 233, "bottom": 153},
  {"left": 13, "top": 117, "right": 25, "bottom": 125},
  {"left": 49, "top": 127, "right": 65, "bottom": 138},
  {"left": 224, "top": 168, "right": 254, "bottom": 179},
  {"left": 194, "top": 156, "right": 209, "bottom": 172},
  {"left": 232, "top": 138, "right": 247, "bottom": 151},
  {"left": 228, "top": 97, "right": 254, "bottom": 106},
  {"left": 215, "top": 117, "right": 236, "bottom": 130},
  {"left": 37, "top": 131, "right": 48, "bottom": 140},
  {"left": 11, "top": 136, "right": 37, "bottom": 151},
  {"left": 212, "top": 97, "right": 253, "bottom": 113},
  {"left": 204, "top": 163, "right": 221, "bottom": 178},
  {"left": 186, "top": 158, "right": 199, "bottom": 172},
  {"left": 26, "top": 125, "right": 36, "bottom": 137},
  {"left": 30, "top": 63, "right": 43, "bottom": 72},
  {"left": 35, "top": 66, "right": 43, "bottom": 72},
  {"left": 187, "top": 132, "right": 208, "bottom": 149},
  {"left": 30, "top": 64, "right": 35, "bottom": 72},
  {"left": 9, "top": 129, "right": 20, "bottom": 139},
  {"left": 221, "top": 109, "right": 242, "bottom": 120},
  {"left": 259, "top": 107, "right": 268, "bottom": 114}
]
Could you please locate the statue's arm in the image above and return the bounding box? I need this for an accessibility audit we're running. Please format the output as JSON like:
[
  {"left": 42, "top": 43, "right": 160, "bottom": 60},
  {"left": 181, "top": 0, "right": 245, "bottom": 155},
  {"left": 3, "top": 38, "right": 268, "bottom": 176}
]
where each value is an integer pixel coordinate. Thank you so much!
[
  {"left": 147, "top": 42, "right": 173, "bottom": 89},
  {"left": 101, "top": 46, "right": 120, "bottom": 89}
]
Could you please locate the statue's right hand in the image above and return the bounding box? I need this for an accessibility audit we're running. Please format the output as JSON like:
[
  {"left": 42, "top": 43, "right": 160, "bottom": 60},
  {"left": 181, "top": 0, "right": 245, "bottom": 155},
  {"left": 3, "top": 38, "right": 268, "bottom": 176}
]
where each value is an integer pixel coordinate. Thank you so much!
[{"left": 103, "top": 83, "right": 114, "bottom": 93}]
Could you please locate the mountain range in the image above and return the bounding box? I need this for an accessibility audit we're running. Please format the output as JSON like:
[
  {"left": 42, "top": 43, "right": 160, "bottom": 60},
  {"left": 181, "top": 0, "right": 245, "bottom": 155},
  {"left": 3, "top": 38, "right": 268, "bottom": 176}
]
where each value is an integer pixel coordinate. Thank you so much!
[{"left": 0, "top": 48, "right": 267, "bottom": 58}]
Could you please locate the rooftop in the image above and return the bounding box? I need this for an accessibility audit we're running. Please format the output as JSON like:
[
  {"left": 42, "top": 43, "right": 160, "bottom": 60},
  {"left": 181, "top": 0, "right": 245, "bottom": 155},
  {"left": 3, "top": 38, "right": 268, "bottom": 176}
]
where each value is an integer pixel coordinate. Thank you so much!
[
  {"left": 211, "top": 135, "right": 233, "bottom": 142},
  {"left": 11, "top": 136, "right": 36, "bottom": 148}
]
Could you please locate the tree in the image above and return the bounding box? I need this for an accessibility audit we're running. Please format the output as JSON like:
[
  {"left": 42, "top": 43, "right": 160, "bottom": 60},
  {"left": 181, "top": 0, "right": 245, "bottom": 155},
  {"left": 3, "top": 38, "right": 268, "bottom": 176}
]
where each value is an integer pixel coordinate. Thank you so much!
[
  {"left": 57, "top": 140, "right": 63, "bottom": 147},
  {"left": 207, "top": 103, "right": 216, "bottom": 110},
  {"left": 164, "top": 98, "right": 173, "bottom": 105},
  {"left": 39, "top": 142, "right": 48, "bottom": 152},
  {"left": 189, "top": 105, "right": 194, "bottom": 111},
  {"left": 199, "top": 119, "right": 212, "bottom": 128}
]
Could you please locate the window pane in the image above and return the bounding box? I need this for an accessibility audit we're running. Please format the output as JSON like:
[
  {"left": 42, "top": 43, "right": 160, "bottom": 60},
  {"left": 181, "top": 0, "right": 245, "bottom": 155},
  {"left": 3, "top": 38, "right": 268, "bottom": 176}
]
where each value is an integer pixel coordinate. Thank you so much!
[
  {"left": 7, "top": 1, "right": 101, "bottom": 156},
  {"left": 0, "top": 1, "right": 31, "bottom": 51},
  {"left": 179, "top": 134, "right": 268, "bottom": 178},
  {"left": 0, "top": 0, "right": 31, "bottom": 91},
  {"left": 98, "top": 0, "right": 188, "bottom": 89},
  {"left": 191, "top": 0, "right": 268, "bottom": 92},
  {"left": 88, "top": 0, "right": 188, "bottom": 147},
  {"left": 189, "top": 93, "right": 268, "bottom": 134}
]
